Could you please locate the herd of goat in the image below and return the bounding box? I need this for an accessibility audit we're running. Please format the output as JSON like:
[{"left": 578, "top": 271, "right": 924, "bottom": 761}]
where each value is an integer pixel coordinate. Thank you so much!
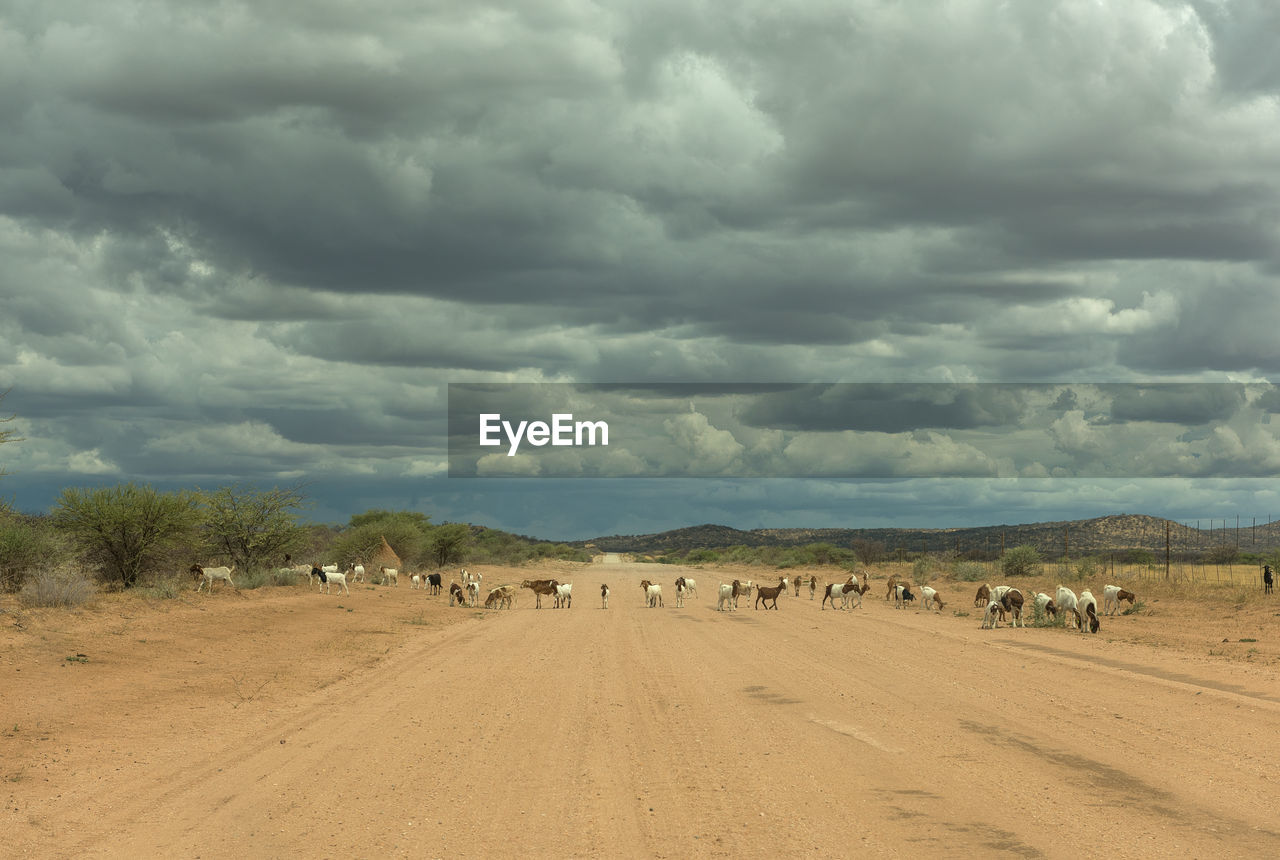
[{"left": 189, "top": 559, "right": 1137, "bottom": 633}]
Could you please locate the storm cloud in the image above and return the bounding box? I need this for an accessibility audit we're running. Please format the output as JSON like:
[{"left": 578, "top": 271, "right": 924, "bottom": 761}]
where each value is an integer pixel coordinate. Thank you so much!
[{"left": 2, "top": 1, "right": 1280, "bottom": 535}]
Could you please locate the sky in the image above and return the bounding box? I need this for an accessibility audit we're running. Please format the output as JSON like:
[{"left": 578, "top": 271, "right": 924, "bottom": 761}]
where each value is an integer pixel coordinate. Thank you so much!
[{"left": 3, "top": 1, "right": 1280, "bottom": 541}]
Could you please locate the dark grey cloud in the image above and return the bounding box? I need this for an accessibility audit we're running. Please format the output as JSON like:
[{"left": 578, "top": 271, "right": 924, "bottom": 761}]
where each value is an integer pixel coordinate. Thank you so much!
[{"left": 3, "top": 1, "right": 1280, "bottom": 534}]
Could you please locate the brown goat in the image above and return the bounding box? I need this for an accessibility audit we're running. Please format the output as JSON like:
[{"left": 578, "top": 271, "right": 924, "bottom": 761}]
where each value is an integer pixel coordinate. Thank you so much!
[
  {"left": 974, "top": 583, "right": 991, "bottom": 608},
  {"left": 755, "top": 577, "right": 788, "bottom": 610},
  {"left": 520, "top": 578, "right": 559, "bottom": 609},
  {"left": 449, "top": 581, "right": 466, "bottom": 606},
  {"left": 484, "top": 585, "right": 514, "bottom": 609}
]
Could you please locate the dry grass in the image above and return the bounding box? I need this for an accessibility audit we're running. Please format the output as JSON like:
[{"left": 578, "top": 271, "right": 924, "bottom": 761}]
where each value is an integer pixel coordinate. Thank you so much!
[{"left": 18, "top": 566, "right": 96, "bottom": 609}]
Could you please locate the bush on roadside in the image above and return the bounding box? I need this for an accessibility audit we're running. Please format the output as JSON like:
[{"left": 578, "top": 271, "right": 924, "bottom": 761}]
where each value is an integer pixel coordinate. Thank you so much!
[{"left": 19, "top": 565, "right": 96, "bottom": 608}]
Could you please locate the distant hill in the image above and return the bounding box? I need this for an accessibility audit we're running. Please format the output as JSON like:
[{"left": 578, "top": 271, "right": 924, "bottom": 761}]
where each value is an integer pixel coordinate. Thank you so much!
[{"left": 584, "top": 514, "right": 1280, "bottom": 559}]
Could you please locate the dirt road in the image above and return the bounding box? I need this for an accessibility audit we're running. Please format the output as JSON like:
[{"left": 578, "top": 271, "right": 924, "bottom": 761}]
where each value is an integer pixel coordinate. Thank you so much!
[{"left": 5, "top": 562, "right": 1280, "bottom": 857}]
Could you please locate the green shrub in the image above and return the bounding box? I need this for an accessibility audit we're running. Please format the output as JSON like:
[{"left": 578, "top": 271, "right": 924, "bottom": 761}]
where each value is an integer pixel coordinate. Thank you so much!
[
  {"left": 0, "top": 515, "right": 68, "bottom": 593},
  {"left": 953, "top": 561, "right": 989, "bottom": 582},
  {"left": 1001, "top": 545, "right": 1042, "bottom": 577}
]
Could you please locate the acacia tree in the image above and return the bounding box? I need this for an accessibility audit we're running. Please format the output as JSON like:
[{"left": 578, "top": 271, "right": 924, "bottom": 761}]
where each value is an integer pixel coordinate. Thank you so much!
[
  {"left": 53, "top": 483, "right": 200, "bottom": 588},
  {"left": 0, "top": 388, "right": 20, "bottom": 481},
  {"left": 197, "top": 484, "right": 309, "bottom": 572},
  {"left": 429, "top": 522, "right": 471, "bottom": 567}
]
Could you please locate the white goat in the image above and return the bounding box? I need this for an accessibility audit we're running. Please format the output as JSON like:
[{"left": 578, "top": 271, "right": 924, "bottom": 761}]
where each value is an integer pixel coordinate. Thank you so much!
[
  {"left": 411, "top": 573, "right": 422, "bottom": 589},
  {"left": 348, "top": 563, "right": 366, "bottom": 583},
  {"left": 319, "top": 569, "right": 349, "bottom": 595},
  {"left": 646, "top": 583, "right": 663, "bottom": 608},
  {"left": 381, "top": 566, "right": 399, "bottom": 587},
  {"left": 554, "top": 582, "right": 573, "bottom": 608},
  {"left": 981, "top": 599, "right": 1003, "bottom": 629},
  {"left": 466, "top": 581, "right": 480, "bottom": 606},
  {"left": 1055, "top": 585, "right": 1082, "bottom": 631},
  {"left": 717, "top": 583, "right": 735, "bottom": 611},
  {"left": 191, "top": 564, "right": 237, "bottom": 593},
  {"left": 1034, "top": 592, "right": 1058, "bottom": 622},
  {"left": 601, "top": 583, "right": 610, "bottom": 609}
]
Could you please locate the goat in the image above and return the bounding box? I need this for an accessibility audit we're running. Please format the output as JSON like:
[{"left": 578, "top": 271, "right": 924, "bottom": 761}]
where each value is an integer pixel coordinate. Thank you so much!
[
  {"left": 484, "top": 585, "right": 514, "bottom": 609},
  {"left": 673, "top": 576, "right": 698, "bottom": 599},
  {"left": 348, "top": 563, "right": 366, "bottom": 583},
  {"left": 730, "top": 579, "right": 752, "bottom": 609},
  {"left": 1079, "top": 590, "right": 1100, "bottom": 633},
  {"left": 674, "top": 579, "right": 686, "bottom": 608},
  {"left": 821, "top": 577, "right": 851, "bottom": 611},
  {"left": 554, "top": 582, "right": 573, "bottom": 609},
  {"left": 717, "top": 582, "right": 735, "bottom": 611},
  {"left": 427, "top": 572, "right": 442, "bottom": 595},
  {"left": 191, "top": 564, "right": 237, "bottom": 593},
  {"left": 310, "top": 565, "right": 348, "bottom": 595},
  {"left": 1000, "top": 588, "right": 1025, "bottom": 628},
  {"left": 793, "top": 576, "right": 801, "bottom": 597},
  {"left": 521, "top": 579, "right": 559, "bottom": 609},
  {"left": 894, "top": 584, "right": 916, "bottom": 609},
  {"left": 809, "top": 575, "right": 817, "bottom": 600},
  {"left": 920, "top": 586, "right": 945, "bottom": 612},
  {"left": 1055, "top": 585, "right": 1083, "bottom": 631},
  {"left": 411, "top": 573, "right": 422, "bottom": 589},
  {"left": 1103, "top": 584, "right": 1136, "bottom": 616},
  {"left": 601, "top": 583, "right": 610, "bottom": 608},
  {"left": 974, "top": 583, "right": 991, "bottom": 608},
  {"left": 981, "top": 599, "right": 1003, "bottom": 629},
  {"left": 755, "top": 577, "right": 788, "bottom": 610},
  {"left": 886, "top": 574, "right": 908, "bottom": 601},
  {"left": 449, "top": 581, "right": 465, "bottom": 606},
  {"left": 1034, "top": 592, "right": 1058, "bottom": 622},
  {"left": 380, "top": 566, "right": 399, "bottom": 587},
  {"left": 639, "top": 580, "right": 663, "bottom": 608},
  {"left": 466, "top": 581, "right": 480, "bottom": 606}
]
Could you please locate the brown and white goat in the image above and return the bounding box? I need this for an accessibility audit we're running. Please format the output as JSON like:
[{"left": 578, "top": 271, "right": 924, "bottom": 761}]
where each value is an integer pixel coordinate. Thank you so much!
[
  {"left": 521, "top": 578, "right": 559, "bottom": 609},
  {"left": 822, "top": 576, "right": 857, "bottom": 611},
  {"left": 640, "top": 579, "right": 664, "bottom": 607},
  {"left": 484, "top": 585, "right": 514, "bottom": 609},
  {"left": 1079, "top": 590, "right": 1100, "bottom": 633},
  {"left": 1102, "top": 584, "right": 1136, "bottom": 616},
  {"left": 449, "top": 581, "right": 466, "bottom": 606},
  {"left": 920, "top": 586, "right": 945, "bottom": 612},
  {"left": 999, "top": 588, "right": 1025, "bottom": 628},
  {"left": 601, "top": 583, "right": 610, "bottom": 609}
]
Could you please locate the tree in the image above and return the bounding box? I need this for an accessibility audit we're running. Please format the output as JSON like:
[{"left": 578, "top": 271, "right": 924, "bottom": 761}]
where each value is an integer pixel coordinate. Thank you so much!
[
  {"left": 851, "top": 539, "right": 885, "bottom": 565},
  {"left": 197, "top": 484, "right": 309, "bottom": 572},
  {"left": 429, "top": 522, "right": 471, "bottom": 567},
  {"left": 329, "top": 510, "right": 433, "bottom": 569},
  {"left": 1000, "top": 544, "right": 1042, "bottom": 577},
  {"left": 0, "top": 388, "right": 22, "bottom": 481},
  {"left": 53, "top": 483, "right": 200, "bottom": 588}
]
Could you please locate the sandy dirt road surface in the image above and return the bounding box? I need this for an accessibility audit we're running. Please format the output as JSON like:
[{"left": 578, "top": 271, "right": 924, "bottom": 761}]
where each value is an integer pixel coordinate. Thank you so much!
[{"left": 5, "top": 561, "right": 1280, "bottom": 858}]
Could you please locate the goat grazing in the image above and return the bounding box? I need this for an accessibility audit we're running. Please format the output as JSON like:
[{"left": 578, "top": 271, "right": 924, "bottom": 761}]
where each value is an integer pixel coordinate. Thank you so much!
[
  {"left": 1103, "top": 584, "right": 1136, "bottom": 616},
  {"left": 755, "top": 577, "right": 788, "bottom": 610},
  {"left": 920, "top": 586, "right": 945, "bottom": 612},
  {"left": 601, "top": 583, "right": 610, "bottom": 608},
  {"left": 1055, "top": 585, "right": 1082, "bottom": 631},
  {"left": 191, "top": 564, "right": 237, "bottom": 593},
  {"left": 484, "top": 585, "right": 514, "bottom": 609},
  {"left": 449, "top": 581, "right": 465, "bottom": 606},
  {"left": 1034, "top": 592, "right": 1058, "bottom": 622},
  {"left": 1079, "top": 590, "right": 1100, "bottom": 633},
  {"left": 521, "top": 579, "right": 559, "bottom": 609},
  {"left": 974, "top": 583, "right": 991, "bottom": 608}
]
